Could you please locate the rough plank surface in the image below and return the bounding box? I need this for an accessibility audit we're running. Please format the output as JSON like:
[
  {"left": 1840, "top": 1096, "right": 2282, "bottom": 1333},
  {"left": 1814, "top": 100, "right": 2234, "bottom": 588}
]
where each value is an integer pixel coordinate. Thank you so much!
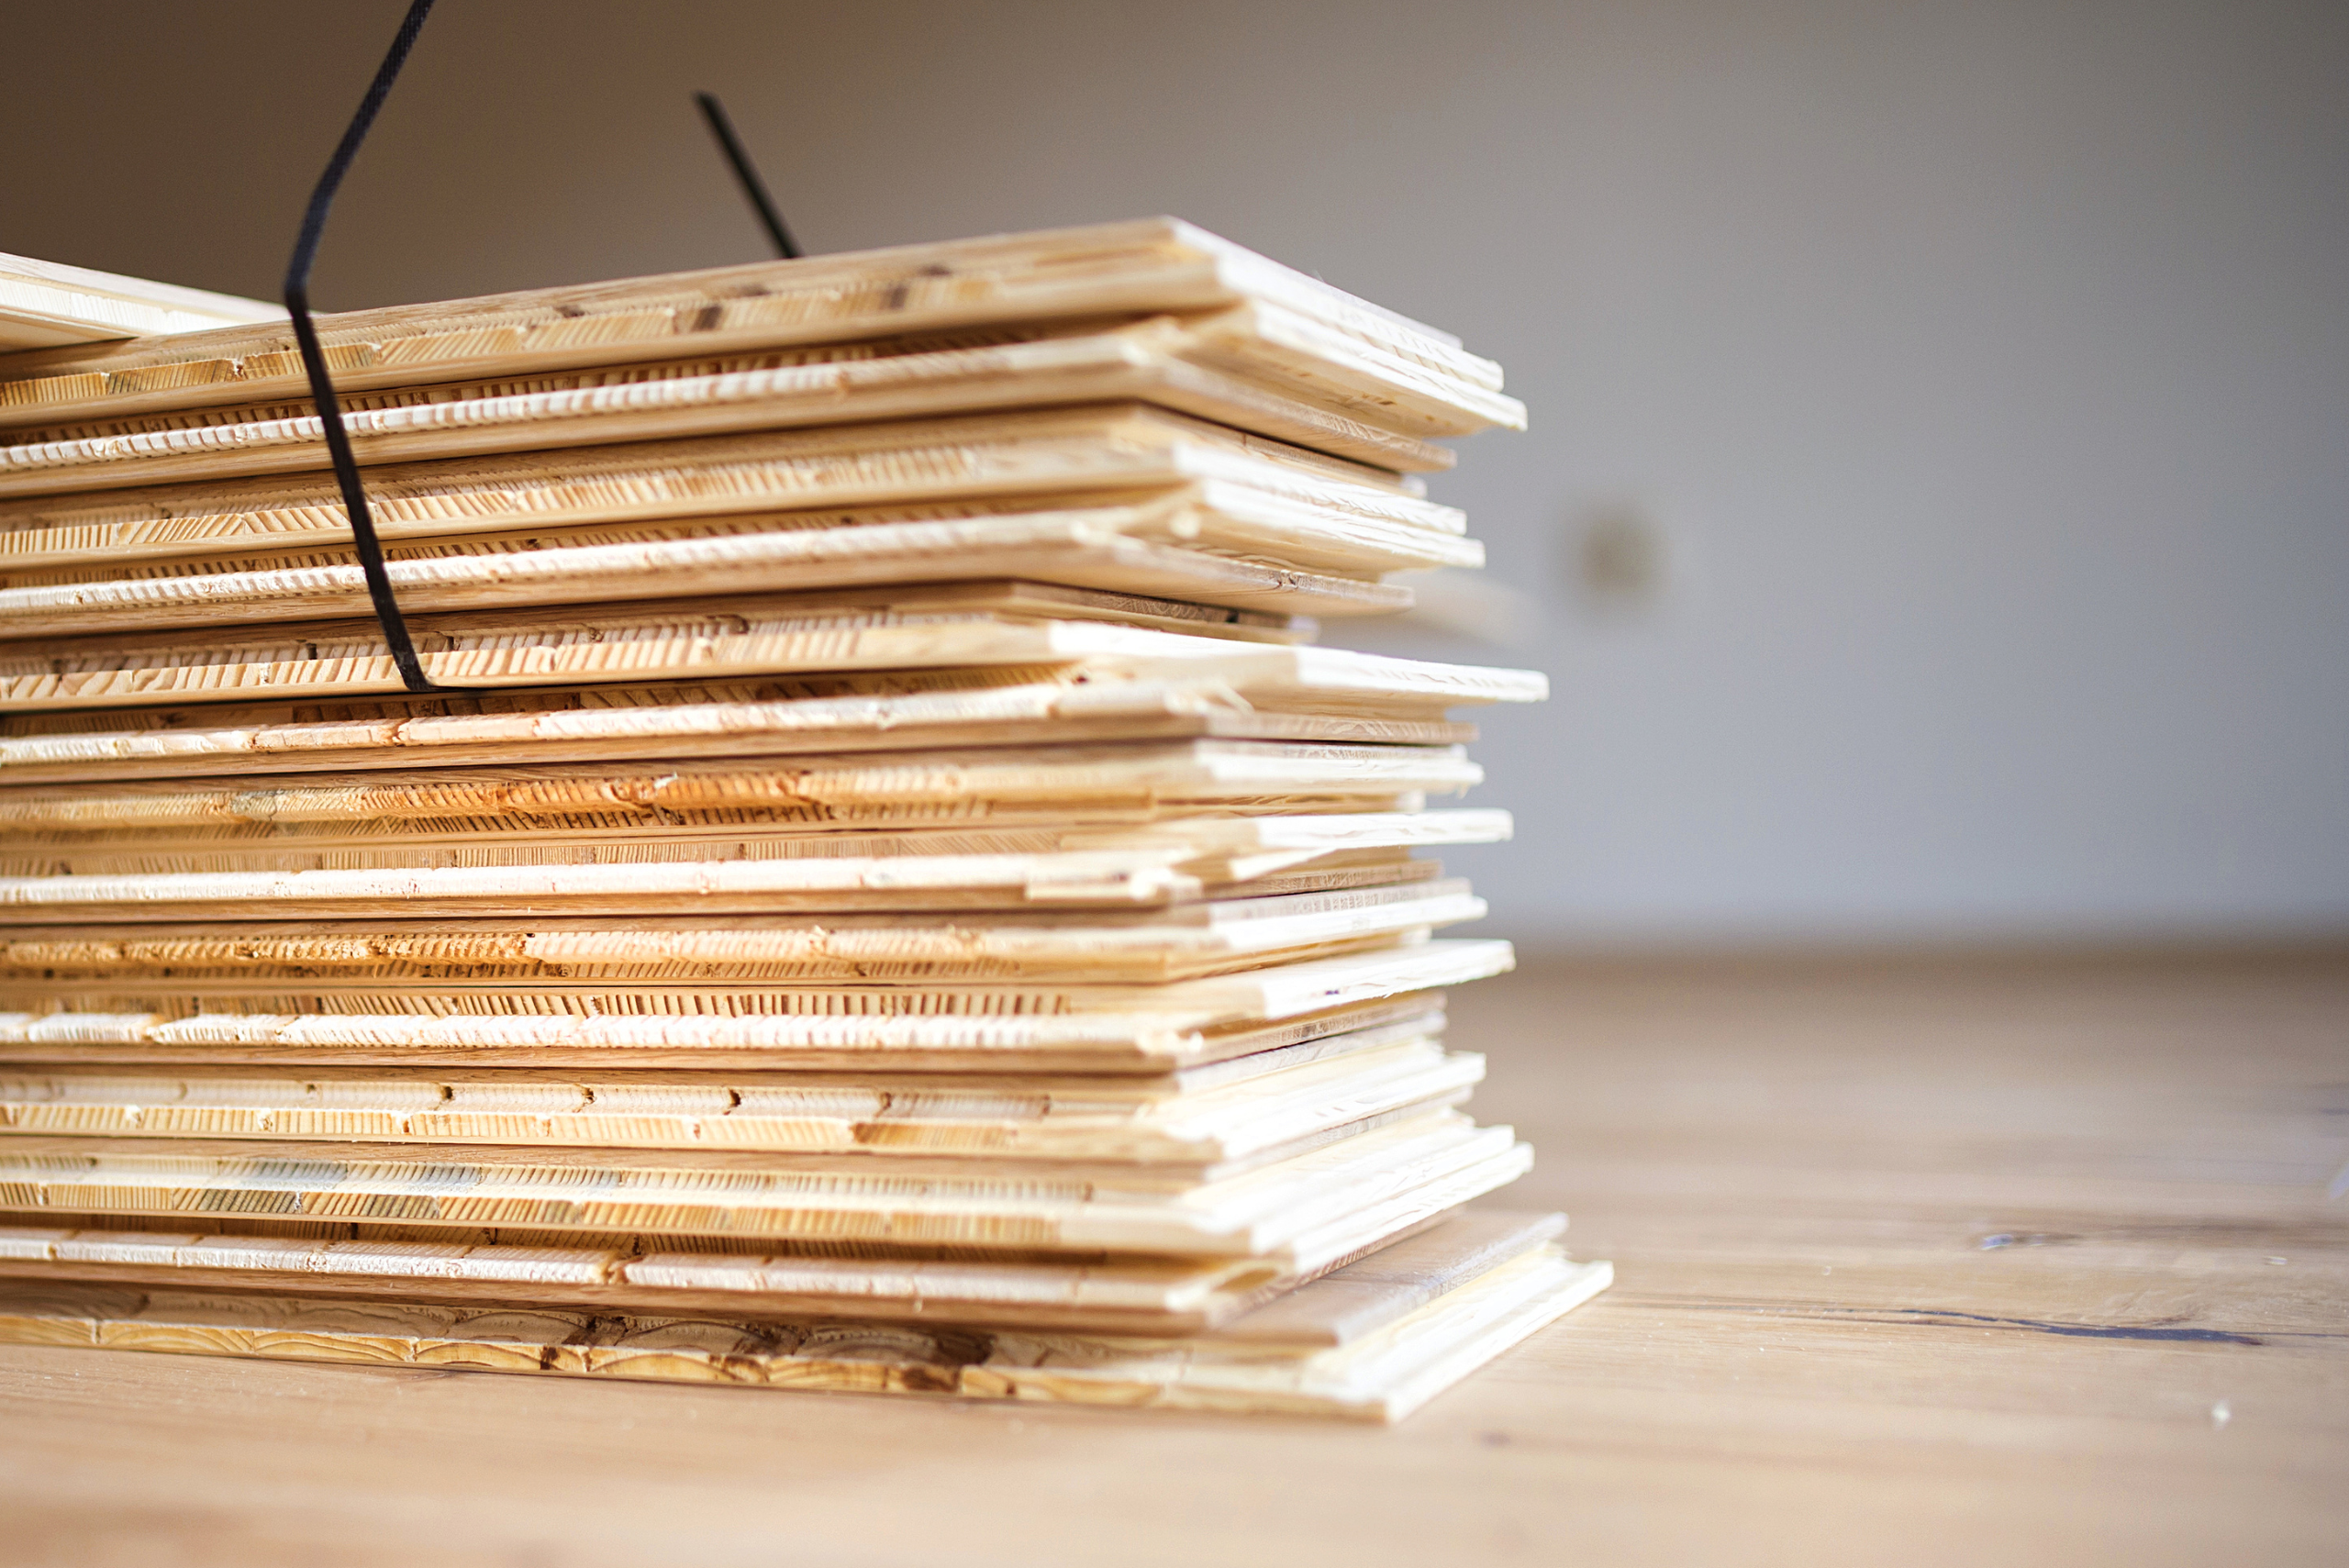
[
  {"left": 0, "top": 315, "right": 1497, "bottom": 496},
  {"left": 0, "top": 1225, "right": 1604, "bottom": 1419},
  {"left": 0, "top": 653, "right": 1531, "bottom": 784},
  {"left": 0, "top": 1035, "right": 1478, "bottom": 1159},
  {"left": 0, "top": 882, "right": 1480, "bottom": 977},
  {"left": 0, "top": 1109, "right": 1530, "bottom": 1257},
  {"left": 0, "top": 407, "right": 1458, "bottom": 575},
  {"left": 0, "top": 252, "right": 283, "bottom": 350},
  {"left": 0, "top": 219, "right": 1506, "bottom": 426},
  {"left": 0, "top": 585, "right": 1334, "bottom": 711},
  {"left": 0, "top": 813, "right": 1494, "bottom": 918},
  {"left": 0, "top": 739, "right": 1483, "bottom": 836},
  {"left": 0, "top": 941, "right": 1515, "bottom": 1071},
  {"left": 0, "top": 503, "right": 1434, "bottom": 637}
]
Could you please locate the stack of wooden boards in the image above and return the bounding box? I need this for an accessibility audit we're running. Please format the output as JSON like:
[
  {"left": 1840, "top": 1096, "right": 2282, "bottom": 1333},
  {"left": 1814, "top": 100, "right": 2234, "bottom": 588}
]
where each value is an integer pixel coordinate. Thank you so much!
[{"left": 0, "top": 218, "right": 1606, "bottom": 1420}]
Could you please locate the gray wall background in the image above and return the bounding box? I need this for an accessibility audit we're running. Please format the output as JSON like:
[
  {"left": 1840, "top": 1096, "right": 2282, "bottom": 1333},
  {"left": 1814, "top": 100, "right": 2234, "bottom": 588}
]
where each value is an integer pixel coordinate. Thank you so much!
[{"left": 6, "top": 0, "right": 2344, "bottom": 946}]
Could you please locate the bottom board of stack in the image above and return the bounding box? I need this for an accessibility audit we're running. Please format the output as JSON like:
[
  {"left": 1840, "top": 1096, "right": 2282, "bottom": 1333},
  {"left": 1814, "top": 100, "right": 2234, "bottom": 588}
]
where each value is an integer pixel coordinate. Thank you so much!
[{"left": 0, "top": 220, "right": 1608, "bottom": 1420}]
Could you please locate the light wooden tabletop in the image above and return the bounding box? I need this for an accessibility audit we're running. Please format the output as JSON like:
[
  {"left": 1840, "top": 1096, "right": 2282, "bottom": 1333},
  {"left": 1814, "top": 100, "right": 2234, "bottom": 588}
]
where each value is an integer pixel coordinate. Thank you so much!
[{"left": 3, "top": 953, "right": 2342, "bottom": 1566}]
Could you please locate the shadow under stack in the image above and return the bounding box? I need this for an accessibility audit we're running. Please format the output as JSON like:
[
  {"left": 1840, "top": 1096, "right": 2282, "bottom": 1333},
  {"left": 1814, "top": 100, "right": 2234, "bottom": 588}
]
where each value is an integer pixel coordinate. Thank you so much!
[{"left": 0, "top": 221, "right": 1608, "bottom": 1420}]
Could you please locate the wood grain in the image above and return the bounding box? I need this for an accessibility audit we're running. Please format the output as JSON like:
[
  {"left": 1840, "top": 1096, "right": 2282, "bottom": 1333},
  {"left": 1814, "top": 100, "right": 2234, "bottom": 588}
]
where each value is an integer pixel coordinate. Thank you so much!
[
  {"left": 0, "top": 407, "right": 1458, "bottom": 577},
  {"left": 0, "top": 251, "right": 283, "bottom": 350},
  {"left": 0, "top": 312, "right": 1512, "bottom": 496},
  {"left": 0, "top": 884, "right": 1480, "bottom": 981},
  {"left": 0, "top": 1217, "right": 1604, "bottom": 1419},
  {"left": 0, "top": 809, "right": 1495, "bottom": 919},
  {"left": 0, "top": 940, "right": 1513, "bottom": 1071},
  {"left": 0, "top": 503, "right": 1437, "bottom": 638},
  {"left": 0, "top": 1107, "right": 1529, "bottom": 1257},
  {"left": 0, "top": 739, "right": 1482, "bottom": 835},
  {"left": 0, "top": 1032, "right": 1471, "bottom": 1159},
  {"left": 0, "top": 219, "right": 1506, "bottom": 426},
  {"left": 0, "top": 662, "right": 1508, "bottom": 785}
]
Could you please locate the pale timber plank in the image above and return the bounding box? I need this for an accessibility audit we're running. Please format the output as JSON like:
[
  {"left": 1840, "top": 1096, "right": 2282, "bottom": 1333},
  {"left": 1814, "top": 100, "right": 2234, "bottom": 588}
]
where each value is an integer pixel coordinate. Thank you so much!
[
  {"left": 0, "top": 252, "right": 284, "bottom": 350},
  {"left": 0, "top": 1109, "right": 1531, "bottom": 1256},
  {"left": 0, "top": 740, "right": 1483, "bottom": 836},
  {"left": 0, "top": 314, "right": 1511, "bottom": 495},
  {"left": 0, "top": 661, "right": 1520, "bottom": 784},
  {"left": 0, "top": 812, "right": 1501, "bottom": 917},
  {"left": 0, "top": 1037, "right": 1480, "bottom": 1161},
  {"left": 0, "top": 219, "right": 1508, "bottom": 427},
  {"left": 0, "top": 940, "right": 1515, "bottom": 1072},
  {"left": 0, "top": 408, "right": 1463, "bottom": 576},
  {"left": 0, "top": 1221, "right": 1606, "bottom": 1418}
]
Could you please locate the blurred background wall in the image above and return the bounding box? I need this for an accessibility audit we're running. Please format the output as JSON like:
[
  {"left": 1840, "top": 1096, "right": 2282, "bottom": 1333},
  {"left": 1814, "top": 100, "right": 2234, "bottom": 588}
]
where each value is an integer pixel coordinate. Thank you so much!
[{"left": 5, "top": 0, "right": 2343, "bottom": 949}]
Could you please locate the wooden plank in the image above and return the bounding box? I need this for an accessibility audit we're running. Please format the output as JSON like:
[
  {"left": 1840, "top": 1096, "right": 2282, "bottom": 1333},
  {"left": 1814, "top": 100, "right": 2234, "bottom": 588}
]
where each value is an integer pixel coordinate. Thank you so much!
[
  {"left": 0, "top": 252, "right": 283, "bottom": 350},
  {"left": 0, "top": 506, "right": 1440, "bottom": 638},
  {"left": 0, "top": 312, "right": 1518, "bottom": 497},
  {"left": 0, "top": 1036, "right": 1478, "bottom": 1161},
  {"left": 0, "top": 883, "right": 1483, "bottom": 981},
  {"left": 0, "top": 1009, "right": 1445, "bottom": 1141},
  {"left": 0, "top": 1228, "right": 1606, "bottom": 1418},
  {"left": 0, "top": 740, "right": 1485, "bottom": 833},
  {"left": 0, "top": 584, "right": 1345, "bottom": 711},
  {"left": 0, "top": 407, "right": 1462, "bottom": 577},
  {"left": 0, "top": 661, "right": 1513, "bottom": 785},
  {"left": 0, "top": 1110, "right": 1530, "bottom": 1256},
  {"left": 0, "top": 1227, "right": 1298, "bottom": 1334},
  {"left": 1213, "top": 1208, "right": 1568, "bottom": 1345},
  {"left": 0, "top": 1200, "right": 1477, "bottom": 1336},
  {"left": 0, "top": 219, "right": 1508, "bottom": 428},
  {"left": 0, "top": 815, "right": 1497, "bottom": 917},
  {"left": 0, "top": 940, "right": 1515, "bottom": 1071}
]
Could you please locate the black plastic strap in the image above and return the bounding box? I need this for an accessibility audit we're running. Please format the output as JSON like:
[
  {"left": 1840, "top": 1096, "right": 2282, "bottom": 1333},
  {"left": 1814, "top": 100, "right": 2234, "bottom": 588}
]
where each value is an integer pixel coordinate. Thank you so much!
[
  {"left": 696, "top": 93, "right": 803, "bottom": 259},
  {"left": 283, "top": 0, "right": 444, "bottom": 694},
  {"left": 278, "top": 22, "right": 799, "bottom": 695}
]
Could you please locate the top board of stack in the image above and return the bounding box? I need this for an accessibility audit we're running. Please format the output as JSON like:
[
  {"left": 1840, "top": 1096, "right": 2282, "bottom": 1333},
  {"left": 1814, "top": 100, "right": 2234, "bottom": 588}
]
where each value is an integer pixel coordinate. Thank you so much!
[
  {"left": 0, "top": 219, "right": 1607, "bottom": 1421},
  {"left": 0, "top": 250, "right": 287, "bottom": 351}
]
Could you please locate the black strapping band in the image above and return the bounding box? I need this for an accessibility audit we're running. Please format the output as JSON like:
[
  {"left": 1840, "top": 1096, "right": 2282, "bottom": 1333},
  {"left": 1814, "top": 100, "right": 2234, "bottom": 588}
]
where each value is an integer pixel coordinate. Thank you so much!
[
  {"left": 278, "top": 12, "right": 807, "bottom": 695},
  {"left": 283, "top": 0, "right": 444, "bottom": 694},
  {"left": 696, "top": 93, "right": 803, "bottom": 260}
]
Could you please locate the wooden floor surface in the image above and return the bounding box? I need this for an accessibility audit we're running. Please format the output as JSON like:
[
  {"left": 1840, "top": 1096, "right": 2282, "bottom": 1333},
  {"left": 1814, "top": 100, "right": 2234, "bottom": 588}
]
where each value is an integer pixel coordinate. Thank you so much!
[{"left": 1, "top": 952, "right": 2342, "bottom": 1566}]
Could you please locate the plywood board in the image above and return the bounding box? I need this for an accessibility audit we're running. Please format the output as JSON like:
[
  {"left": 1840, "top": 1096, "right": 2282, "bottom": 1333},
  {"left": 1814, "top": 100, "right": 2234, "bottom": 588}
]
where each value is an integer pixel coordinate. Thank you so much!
[
  {"left": 0, "top": 880, "right": 1482, "bottom": 974},
  {"left": 0, "top": 252, "right": 284, "bottom": 351},
  {"left": 0, "top": 814, "right": 1497, "bottom": 917},
  {"left": 0, "top": 407, "right": 1461, "bottom": 577},
  {"left": 0, "top": 1006, "right": 1439, "bottom": 1136},
  {"left": 0, "top": 661, "right": 1515, "bottom": 785},
  {"left": 0, "top": 504, "right": 1442, "bottom": 638},
  {"left": 0, "top": 219, "right": 1508, "bottom": 428},
  {"left": 0, "top": 1040, "right": 1479, "bottom": 1162},
  {"left": 0, "top": 1208, "right": 1563, "bottom": 1340},
  {"left": 0, "top": 1035, "right": 1476, "bottom": 1162},
  {"left": 0, "top": 740, "right": 1484, "bottom": 835},
  {"left": 0, "top": 584, "right": 1341, "bottom": 711},
  {"left": 0, "top": 308, "right": 1532, "bottom": 497},
  {"left": 0, "top": 1109, "right": 1528, "bottom": 1255},
  {"left": 0, "top": 940, "right": 1508, "bottom": 1069},
  {"left": 0, "top": 1236, "right": 1609, "bottom": 1419}
]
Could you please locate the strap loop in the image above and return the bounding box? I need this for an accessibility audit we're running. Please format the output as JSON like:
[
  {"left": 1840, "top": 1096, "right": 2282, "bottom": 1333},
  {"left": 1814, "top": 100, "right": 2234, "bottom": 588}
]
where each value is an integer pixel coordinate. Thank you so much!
[
  {"left": 278, "top": 11, "right": 805, "bottom": 694},
  {"left": 281, "top": 0, "right": 443, "bottom": 693}
]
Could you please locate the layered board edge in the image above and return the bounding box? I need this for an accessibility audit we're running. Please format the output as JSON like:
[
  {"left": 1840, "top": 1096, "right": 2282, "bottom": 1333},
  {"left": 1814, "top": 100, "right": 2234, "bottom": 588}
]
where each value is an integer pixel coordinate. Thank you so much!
[{"left": 0, "top": 1208, "right": 1610, "bottom": 1419}]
